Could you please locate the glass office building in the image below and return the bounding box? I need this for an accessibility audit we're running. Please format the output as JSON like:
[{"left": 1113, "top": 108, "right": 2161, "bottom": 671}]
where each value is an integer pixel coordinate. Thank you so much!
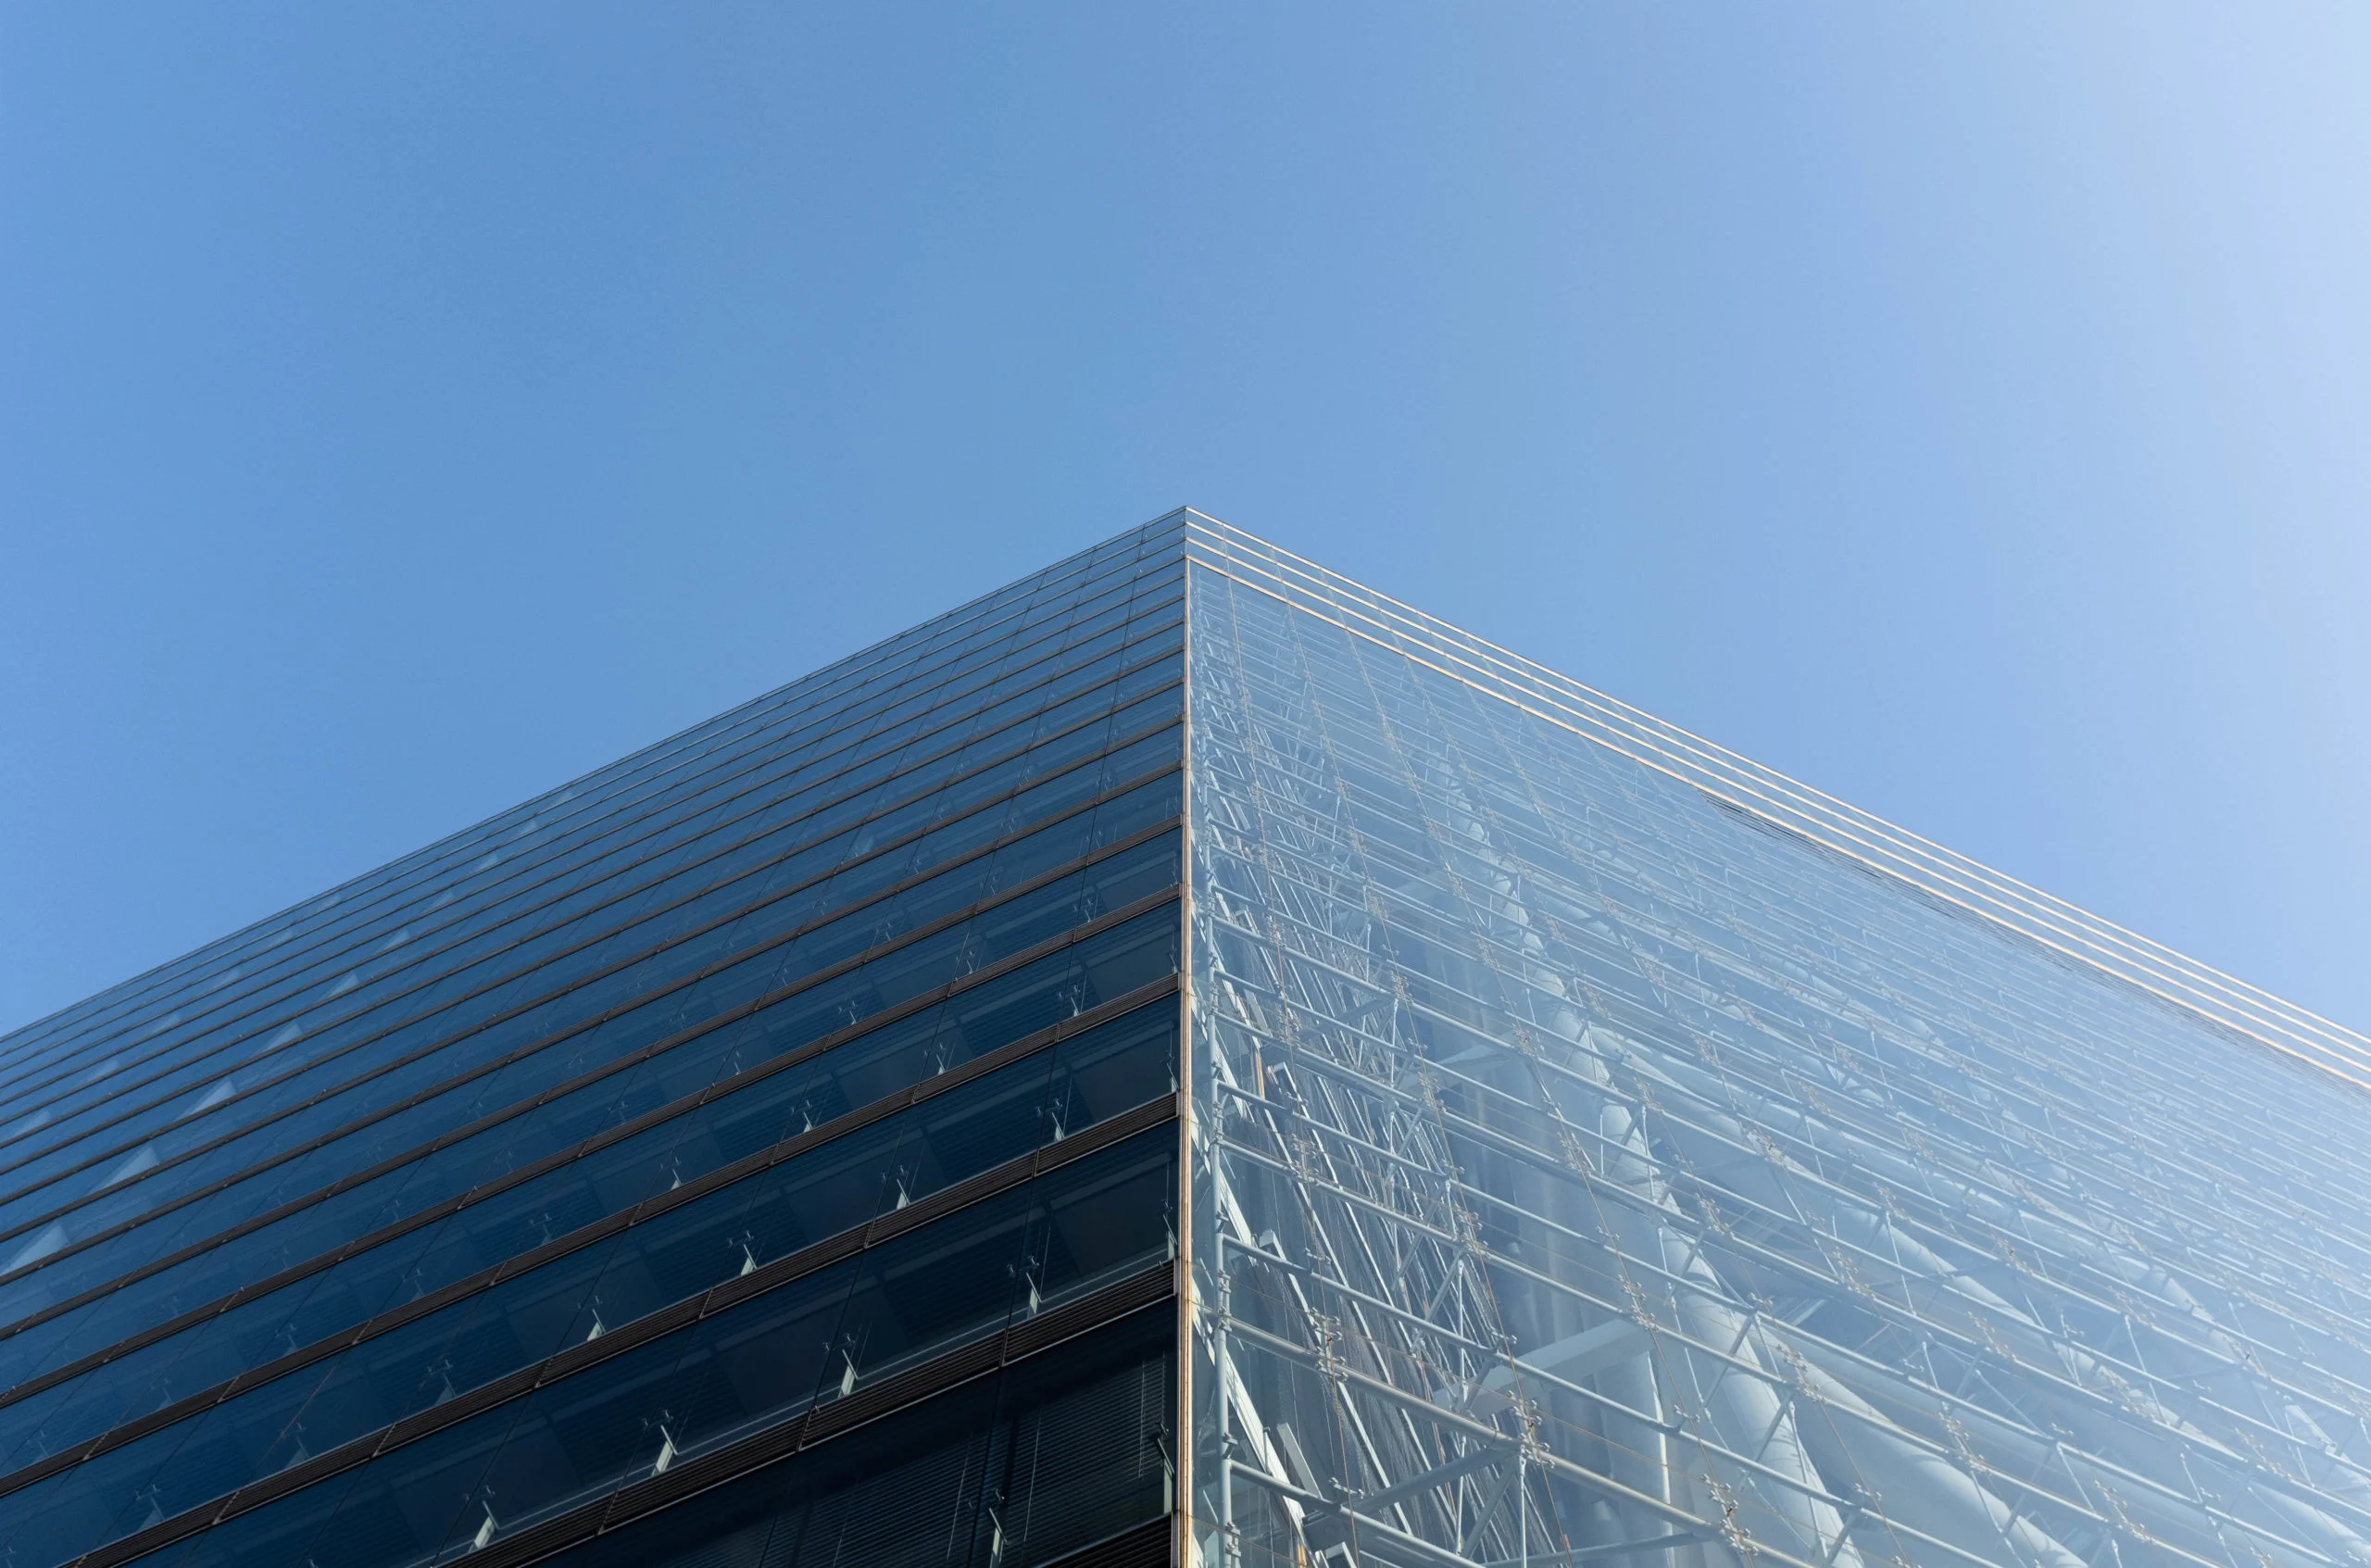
[{"left": 2, "top": 511, "right": 2366, "bottom": 1568}]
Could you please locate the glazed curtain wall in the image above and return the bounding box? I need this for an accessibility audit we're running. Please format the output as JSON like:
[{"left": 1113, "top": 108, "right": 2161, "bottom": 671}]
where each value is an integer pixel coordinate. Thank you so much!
[
  {"left": 1184, "top": 558, "right": 2371, "bottom": 1568},
  {"left": 0, "top": 521, "right": 1194, "bottom": 1568}
]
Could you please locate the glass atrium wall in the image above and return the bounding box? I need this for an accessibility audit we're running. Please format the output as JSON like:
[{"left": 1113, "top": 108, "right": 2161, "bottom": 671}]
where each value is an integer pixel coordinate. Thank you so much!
[
  {"left": 1183, "top": 526, "right": 2371, "bottom": 1568},
  {"left": 0, "top": 520, "right": 1190, "bottom": 1568}
]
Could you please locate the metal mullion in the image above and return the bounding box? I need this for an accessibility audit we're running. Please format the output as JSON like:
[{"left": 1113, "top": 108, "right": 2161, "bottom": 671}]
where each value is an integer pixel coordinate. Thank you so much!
[{"left": 1177, "top": 551, "right": 1199, "bottom": 1555}]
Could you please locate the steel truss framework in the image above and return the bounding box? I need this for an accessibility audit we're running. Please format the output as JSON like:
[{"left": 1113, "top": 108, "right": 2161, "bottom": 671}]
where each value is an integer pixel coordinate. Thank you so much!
[{"left": 1179, "top": 521, "right": 2371, "bottom": 1568}]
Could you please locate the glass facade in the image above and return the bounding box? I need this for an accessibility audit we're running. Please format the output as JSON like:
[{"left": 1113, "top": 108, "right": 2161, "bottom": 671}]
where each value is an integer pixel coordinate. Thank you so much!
[
  {"left": 0, "top": 518, "right": 1189, "bottom": 1568},
  {"left": 6, "top": 508, "right": 2367, "bottom": 1568},
  {"left": 1184, "top": 521, "right": 2371, "bottom": 1568}
]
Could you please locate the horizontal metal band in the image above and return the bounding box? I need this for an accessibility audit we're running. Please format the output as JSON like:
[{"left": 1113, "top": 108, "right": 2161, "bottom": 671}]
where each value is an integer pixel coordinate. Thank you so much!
[
  {"left": 0, "top": 561, "right": 1179, "bottom": 1125},
  {"left": 472, "top": 1270, "right": 1183, "bottom": 1568},
  {"left": 1034, "top": 1517, "right": 1176, "bottom": 1568},
  {"left": 66, "top": 1110, "right": 1182, "bottom": 1568},
  {"left": 0, "top": 798, "right": 1179, "bottom": 1342},
  {"left": 0, "top": 967, "right": 1180, "bottom": 1451},
  {"left": 0, "top": 639, "right": 1182, "bottom": 1230}
]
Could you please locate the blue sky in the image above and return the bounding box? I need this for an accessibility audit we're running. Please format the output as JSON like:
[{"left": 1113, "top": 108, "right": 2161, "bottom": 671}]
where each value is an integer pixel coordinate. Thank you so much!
[{"left": 3, "top": 5, "right": 2366, "bottom": 1040}]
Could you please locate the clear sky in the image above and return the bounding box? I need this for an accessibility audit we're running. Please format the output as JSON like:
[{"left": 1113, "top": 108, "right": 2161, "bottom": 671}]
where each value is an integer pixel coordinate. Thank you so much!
[{"left": 4, "top": 6, "right": 2366, "bottom": 1042}]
